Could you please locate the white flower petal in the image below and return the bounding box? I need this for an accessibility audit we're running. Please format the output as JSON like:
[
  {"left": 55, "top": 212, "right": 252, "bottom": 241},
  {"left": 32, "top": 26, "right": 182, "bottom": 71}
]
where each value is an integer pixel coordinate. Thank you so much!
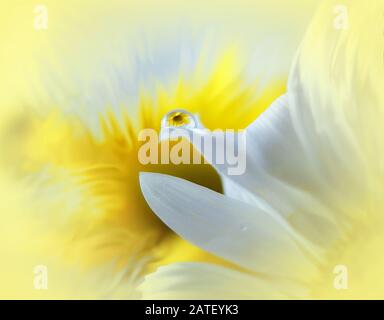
[
  {"left": 192, "top": 95, "right": 341, "bottom": 248},
  {"left": 221, "top": 175, "right": 264, "bottom": 207},
  {"left": 139, "top": 262, "right": 309, "bottom": 299},
  {"left": 139, "top": 172, "right": 318, "bottom": 280},
  {"left": 158, "top": 95, "right": 340, "bottom": 249}
]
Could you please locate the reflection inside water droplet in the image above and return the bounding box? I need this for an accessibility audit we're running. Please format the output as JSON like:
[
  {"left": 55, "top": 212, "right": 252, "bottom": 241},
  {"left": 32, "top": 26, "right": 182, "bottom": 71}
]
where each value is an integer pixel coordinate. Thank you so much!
[{"left": 162, "top": 109, "right": 198, "bottom": 129}]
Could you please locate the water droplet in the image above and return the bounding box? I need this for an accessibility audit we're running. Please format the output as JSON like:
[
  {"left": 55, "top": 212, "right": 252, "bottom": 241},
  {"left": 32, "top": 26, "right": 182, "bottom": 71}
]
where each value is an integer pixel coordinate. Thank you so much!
[{"left": 161, "top": 109, "right": 198, "bottom": 129}]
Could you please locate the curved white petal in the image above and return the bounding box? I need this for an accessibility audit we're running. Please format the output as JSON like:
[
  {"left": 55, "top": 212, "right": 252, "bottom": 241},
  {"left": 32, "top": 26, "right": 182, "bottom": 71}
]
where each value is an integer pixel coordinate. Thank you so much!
[
  {"left": 139, "top": 262, "right": 309, "bottom": 299},
  {"left": 240, "top": 95, "right": 341, "bottom": 248},
  {"left": 221, "top": 176, "right": 265, "bottom": 208},
  {"left": 181, "top": 95, "right": 341, "bottom": 248},
  {"left": 140, "top": 172, "right": 319, "bottom": 280}
]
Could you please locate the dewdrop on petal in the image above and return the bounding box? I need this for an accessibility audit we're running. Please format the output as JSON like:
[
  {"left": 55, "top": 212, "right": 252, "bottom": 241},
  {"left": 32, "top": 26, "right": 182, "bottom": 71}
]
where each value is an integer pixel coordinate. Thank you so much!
[
  {"left": 161, "top": 109, "right": 199, "bottom": 129},
  {"left": 160, "top": 109, "right": 205, "bottom": 142}
]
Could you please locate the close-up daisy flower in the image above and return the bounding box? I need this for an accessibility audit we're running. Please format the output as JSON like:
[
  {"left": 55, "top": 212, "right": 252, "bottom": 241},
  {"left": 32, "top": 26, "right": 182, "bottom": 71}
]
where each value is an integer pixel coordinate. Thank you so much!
[{"left": 0, "top": 0, "right": 382, "bottom": 301}]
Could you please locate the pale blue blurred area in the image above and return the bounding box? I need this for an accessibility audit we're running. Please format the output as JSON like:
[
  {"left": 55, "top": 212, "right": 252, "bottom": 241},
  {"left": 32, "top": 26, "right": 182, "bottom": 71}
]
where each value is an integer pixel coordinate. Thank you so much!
[{"left": 27, "top": 0, "right": 321, "bottom": 137}]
